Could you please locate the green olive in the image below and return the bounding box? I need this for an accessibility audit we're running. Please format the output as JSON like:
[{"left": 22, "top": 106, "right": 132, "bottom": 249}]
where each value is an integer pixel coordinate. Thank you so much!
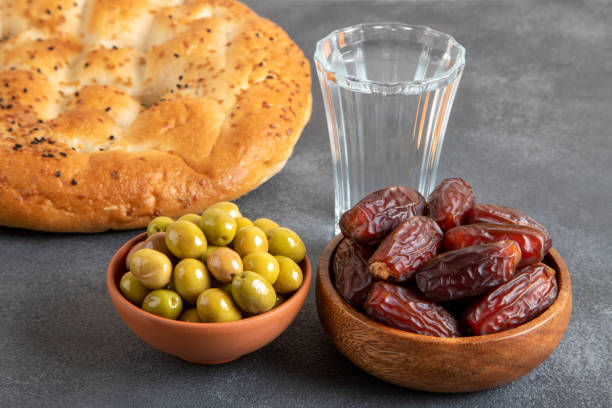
[
  {"left": 206, "top": 202, "right": 241, "bottom": 219},
  {"left": 146, "top": 216, "right": 174, "bottom": 236},
  {"left": 200, "top": 208, "right": 238, "bottom": 246},
  {"left": 173, "top": 258, "right": 211, "bottom": 304},
  {"left": 236, "top": 217, "right": 254, "bottom": 230},
  {"left": 274, "top": 294, "right": 285, "bottom": 308},
  {"left": 164, "top": 220, "right": 207, "bottom": 259},
  {"left": 166, "top": 280, "right": 176, "bottom": 291},
  {"left": 179, "top": 308, "right": 202, "bottom": 323},
  {"left": 142, "top": 289, "right": 183, "bottom": 319},
  {"left": 196, "top": 288, "right": 242, "bottom": 322},
  {"left": 119, "top": 271, "right": 150, "bottom": 305},
  {"left": 218, "top": 282, "right": 233, "bottom": 296},
  {"left": 242, "top": 252, "right": 279, "bottom": 284},
  {"left": 178, "top": 213, "right": 202, "bottom": 225},
  {"left": 201, "top": 245, "right": 219, "bottom": 264},
  {"left": 206, "top": 247, "right": 243, "bottom": 283},
  {"left": 130, "top": 248, "right": 173, "bottom": 289},
  {"left": 143, "top": 232, "right": 174, "bottom": 260},
  {"left": 231, "top": 271, "right": 276, "bottom": 315},
  {"left": 266, "top": 227, "right": 306, "bottom": 263},
  {"left": 125, "top": 241, "right": 146, "bottom": 270},
  {"left": 253, "top": 218, "right": 279, "bottom": 234},
  {"left": 209, "top": 277, "right": 231, "bottom": 294},
  {"left": 233, "top": 226, "right": 268, "bottom": 258},
  {"left": 273, "top": 256, "right": 303, "bottom": 294}
]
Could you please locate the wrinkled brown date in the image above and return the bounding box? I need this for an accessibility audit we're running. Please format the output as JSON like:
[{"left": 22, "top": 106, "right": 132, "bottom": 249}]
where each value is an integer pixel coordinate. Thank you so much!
[
  {"left": 427, "top": 178, "right": 476, "bottom": 231},
  {"left": 369, "top": 216, "right": 443, "bottom": 282},
  {"left": 363, "top": 281, "right": 460, "bottom": 337},
  {"left": 466, "top": 203, "right": 552, "bottom": 251},
  {"left": 415, "top": 240, "right": 522, "bottom": 301},
  {"left": 444, "top": 223, "right": 548, "bottom": 266},
  {"left": 463, "top": 263, "right": 558, "bottom": 335},
  {"left": 333, "top": 239, "right": 374, "bottom": 308},
  {"left": 339, "top": 186, "right": 427, "bottom": 246}
]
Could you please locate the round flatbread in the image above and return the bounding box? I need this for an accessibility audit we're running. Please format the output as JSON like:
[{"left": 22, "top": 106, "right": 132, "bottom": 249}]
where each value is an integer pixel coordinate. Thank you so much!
[{"left": 0, "top": 0, "right": 312, "bottom": 232}]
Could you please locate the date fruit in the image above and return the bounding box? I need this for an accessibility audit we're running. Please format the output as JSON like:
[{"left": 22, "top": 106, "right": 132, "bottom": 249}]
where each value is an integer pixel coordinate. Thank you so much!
[
  {"left": 415, "top": 240, "right": 522, "bottom": 301},
  {"left": 363, "top": 281, "right": 460, "bottom": 337},
  {"left": 427, "top": 178, "right": 476, "bottom": 231},
  {"left": 444, "top": 223, "right": 548, "bottom": 266},
  {"left": 333, "top": 239, "right": 374, "bottom": 308},
  {"left": 466, "top": 203, "right": 552, "bottom": 251},
  {"left": 369, "top": 216, "right": 443, "bottom": 282},
  {"left": 463, "top": 263, "right": 558, "bottom": 335},
  {"left": 339, "top": 186, "right": 427, "bottom": 246}
]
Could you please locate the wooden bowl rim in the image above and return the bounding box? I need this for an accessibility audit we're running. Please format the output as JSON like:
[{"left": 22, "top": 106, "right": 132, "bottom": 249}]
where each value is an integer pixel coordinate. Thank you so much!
[
  {"left": 107, "top": 232, "right": 312, "bottom": 330},
  {"left": 318, "top": 234, "right": 571, "bottom": 345}
]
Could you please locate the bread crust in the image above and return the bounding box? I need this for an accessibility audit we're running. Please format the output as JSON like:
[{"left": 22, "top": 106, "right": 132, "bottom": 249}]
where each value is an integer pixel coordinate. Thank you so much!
[{"left": 0, "top": 0, "right": 312, "bottom": 232}]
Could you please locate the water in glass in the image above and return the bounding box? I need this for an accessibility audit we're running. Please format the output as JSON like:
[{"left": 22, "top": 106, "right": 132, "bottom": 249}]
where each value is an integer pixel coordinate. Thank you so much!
[{"left": 315, "top": 24, "right": 465, "bottom": 231}]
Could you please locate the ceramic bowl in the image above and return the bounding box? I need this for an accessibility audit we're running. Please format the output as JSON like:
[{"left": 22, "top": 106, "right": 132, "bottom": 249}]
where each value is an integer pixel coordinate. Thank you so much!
[
  {"left": 108, "top": 233, "right": 311, "bottom": 364},
  {"left": 316, "top": 234, "right": 571, "bottom": 393}
]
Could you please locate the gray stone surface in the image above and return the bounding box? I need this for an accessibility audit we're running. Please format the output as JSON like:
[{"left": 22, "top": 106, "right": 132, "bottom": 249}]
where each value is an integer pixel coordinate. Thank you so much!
[{"left": 1, "top": 0, "right": 611, "bottom": 406}]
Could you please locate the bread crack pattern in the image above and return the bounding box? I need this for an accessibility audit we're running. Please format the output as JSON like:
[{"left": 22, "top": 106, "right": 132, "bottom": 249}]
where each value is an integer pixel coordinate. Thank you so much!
[{"left": 0, "top": 0, "right": 312, "bottom": 232}]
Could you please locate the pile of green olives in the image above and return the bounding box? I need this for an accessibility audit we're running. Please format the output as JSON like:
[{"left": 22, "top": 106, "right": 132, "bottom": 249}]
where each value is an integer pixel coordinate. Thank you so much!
[{"left": 120, "top": 202, "right": 306, "bottom": 323}]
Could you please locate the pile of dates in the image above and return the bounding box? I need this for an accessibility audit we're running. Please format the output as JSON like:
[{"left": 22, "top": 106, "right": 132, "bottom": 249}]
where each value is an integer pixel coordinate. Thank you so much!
[{"left": 333, "top": 178, "right": 558, "bottom": 337}]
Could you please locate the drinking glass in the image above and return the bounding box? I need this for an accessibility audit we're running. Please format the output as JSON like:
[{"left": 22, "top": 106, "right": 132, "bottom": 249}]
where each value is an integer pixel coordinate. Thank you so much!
[{"left": 314, "top": 23, "right": 465, "bottom": 230}]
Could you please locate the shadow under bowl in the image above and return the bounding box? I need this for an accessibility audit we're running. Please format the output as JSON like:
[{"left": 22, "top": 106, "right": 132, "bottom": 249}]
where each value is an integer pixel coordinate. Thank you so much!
[
  {"left": 108, "top": 233, "right": 312, "bottom": 364},
  {"left": 316, "top": 234, "right": 572, "bottom": 393}
]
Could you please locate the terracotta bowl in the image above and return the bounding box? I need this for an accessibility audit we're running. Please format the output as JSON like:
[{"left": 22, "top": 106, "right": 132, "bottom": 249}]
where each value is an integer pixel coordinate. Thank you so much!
[
  {"left": 316, "top": 234, "right": 572, "bottom": 393},
  {"left": 108, "top": 232, "right": 311, "bottom": 364}
]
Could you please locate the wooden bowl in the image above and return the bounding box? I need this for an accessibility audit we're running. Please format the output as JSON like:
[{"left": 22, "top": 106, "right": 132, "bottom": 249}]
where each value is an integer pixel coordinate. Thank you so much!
[
  {"left": 316, "top": 234, "right": 572, "bottom": 393},
  {"left": 108, "top": 233, "right": 311, "bottom": 364}
]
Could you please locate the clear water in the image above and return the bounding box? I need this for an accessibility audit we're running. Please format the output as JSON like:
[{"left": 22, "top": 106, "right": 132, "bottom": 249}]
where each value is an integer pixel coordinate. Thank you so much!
[
  {"left": 316, "top": 26, "right": 464, "bottom": 231},
  {"left": 331, "top": 38, "right": 449, "bottom": 84}
]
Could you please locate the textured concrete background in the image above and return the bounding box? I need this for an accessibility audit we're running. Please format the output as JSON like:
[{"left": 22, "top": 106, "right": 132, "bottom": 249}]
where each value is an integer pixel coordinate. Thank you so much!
[{"left": 1, "top": 0, "right": 611, "bottom": 407}]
